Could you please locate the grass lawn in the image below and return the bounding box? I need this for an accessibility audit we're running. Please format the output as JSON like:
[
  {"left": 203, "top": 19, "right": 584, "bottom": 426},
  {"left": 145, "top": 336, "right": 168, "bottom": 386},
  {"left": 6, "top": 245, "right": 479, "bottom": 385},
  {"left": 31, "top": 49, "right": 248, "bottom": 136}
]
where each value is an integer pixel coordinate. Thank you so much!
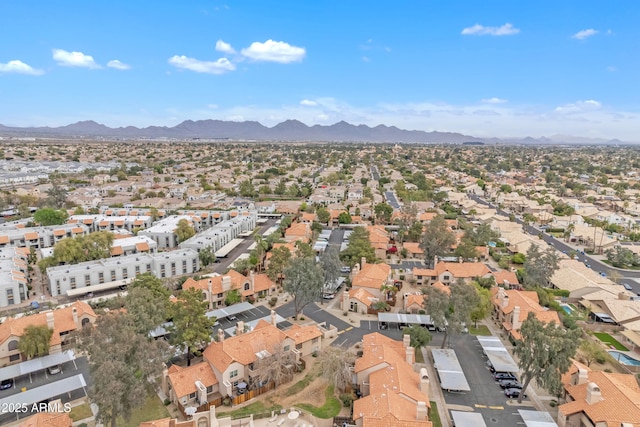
[
  {"left": 594, "top": 332, "right": 629, "bottom": 351},
  {"left": 469, "top": 325, "right": 492, "bottom": 336},
  {"left": 430, "top": 401, "right": 442, "bottom": 427},
  {"left": 415, "top": 348, "right": 425, "bottom": 363},
  {"left": 284, "top": 371, "right": 319, "bottom": 397},
  {"left": 117, "top": 394, "right": 170, "bottom": 427},
  {"left": 295, "top": 385, "right": 341, "bottom": 419},
  {"left": 69, "top": 403, "right": 93, "bottom": 422},
  {"left": 217, "top": 401, "right": 282, "bottom": 419}
]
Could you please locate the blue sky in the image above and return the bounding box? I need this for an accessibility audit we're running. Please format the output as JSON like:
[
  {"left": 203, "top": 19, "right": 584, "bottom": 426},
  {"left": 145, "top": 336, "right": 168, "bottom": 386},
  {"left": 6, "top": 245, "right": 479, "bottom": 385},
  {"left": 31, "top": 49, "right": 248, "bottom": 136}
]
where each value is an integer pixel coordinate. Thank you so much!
[{"left": 1, "top": 1, "right": 638, "bottom": 140}]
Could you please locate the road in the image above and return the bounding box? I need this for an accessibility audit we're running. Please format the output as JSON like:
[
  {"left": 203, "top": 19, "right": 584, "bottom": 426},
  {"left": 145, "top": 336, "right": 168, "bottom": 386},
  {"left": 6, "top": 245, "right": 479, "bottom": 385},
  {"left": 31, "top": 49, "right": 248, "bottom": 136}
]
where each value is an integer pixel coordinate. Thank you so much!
[
  {"left": 469, "top": 194, "right": 640, "bottom": 294},
  {"left": 384, "top": 191, "right": 401, "bottom": 209},
  {"left": 0, "top": 357, "right": 89, "bottom": 425}
]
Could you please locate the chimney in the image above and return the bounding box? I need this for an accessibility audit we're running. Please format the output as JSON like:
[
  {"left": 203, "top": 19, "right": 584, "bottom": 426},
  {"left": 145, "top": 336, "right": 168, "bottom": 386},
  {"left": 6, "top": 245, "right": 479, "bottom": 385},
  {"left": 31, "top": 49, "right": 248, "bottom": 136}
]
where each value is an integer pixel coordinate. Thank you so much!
[
  {"left": 585, "top": 382, "right": 602, "bottom": 405},
  {"left": 406, "top": 346, "right": 415, "bottom": 364},
  {"left": 235, "top": 321, "right": 244, "bottom": 336},
  {"left": 342, "top": 290, "right": 350, "bottom": 312},
  {"left": 433, "top": 255, "right": 439, "bottom": 267},
  {"left": 217, "top": 328, "right": 225, "bottom": 342},
  {"left": 361, "top": 257, "right": 366, "bottom": 268},
  {"left": 419, "top": 368, "right": 429, "bottom": 393},
  {"left": 249, "top": 271, "right": 255, "bottom": 291},
  {"left": 618, "top": 292, "right": 628, "bottom": 300},
  {"left": 72, "top": 307, "right": 78, "bottom": 328},
  {"left": 512, "top": 306, "right": 521, "bottom": 330},
  {"left": 160, "top": 364, "right": 169, "bottom": 395},
  {"left": 574, "top": 367, "right": 589, "bottom": 385},
  {"left": 416, "top": 401, "right": 428, "bottom": 421},
  {"left": 458, "top": 256, "right": 463, "bottom": 263},
  {"left": 500, "top": 289, "right": 509, "bottom": 308},
  {"left": 222, "top": 276, "right": 231, "bottom": 292},
  {"left": 207, "top": 280, "right": 213, "bottom": 310},
  {"left": 403, "top": 334, "right": 411, "bottom": 348},
  {"left": 46, "top": 312, "right": 54, "bottom": 330},
  {"left": 271, "top": 310, "right": 277, "bottom": 326}
]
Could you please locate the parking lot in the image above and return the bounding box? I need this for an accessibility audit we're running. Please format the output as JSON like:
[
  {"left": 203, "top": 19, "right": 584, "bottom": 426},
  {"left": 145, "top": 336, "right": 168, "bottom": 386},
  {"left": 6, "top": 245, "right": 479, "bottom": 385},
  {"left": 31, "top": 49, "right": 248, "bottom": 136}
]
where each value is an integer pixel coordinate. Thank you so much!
[
  {"left": 438, "top": 334, "right": 533, "bottom": 426},
  {"left": 213, "top": 305, "right": 293, "bottom": 335}
]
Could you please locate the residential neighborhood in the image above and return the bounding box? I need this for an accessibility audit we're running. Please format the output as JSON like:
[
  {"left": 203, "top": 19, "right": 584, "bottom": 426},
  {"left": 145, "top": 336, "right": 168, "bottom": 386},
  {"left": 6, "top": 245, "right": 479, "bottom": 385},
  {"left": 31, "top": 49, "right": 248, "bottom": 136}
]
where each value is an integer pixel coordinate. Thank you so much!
[{"left": 1, "top": 141, "right": 640, "bottom": 427}]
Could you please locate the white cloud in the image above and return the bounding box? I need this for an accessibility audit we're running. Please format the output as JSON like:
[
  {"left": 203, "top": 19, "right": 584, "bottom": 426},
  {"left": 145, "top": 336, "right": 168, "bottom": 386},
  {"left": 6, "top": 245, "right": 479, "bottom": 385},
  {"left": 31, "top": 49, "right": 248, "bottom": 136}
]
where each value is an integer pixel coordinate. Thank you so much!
[
  {"left": 607, "top": 66, "right": 617, "bottom": 72},
  {"left": 168, "top": 55, "right": 236, "bottom": 74},
  {"left": 481, "top": 97, "right": 507, "bottom": 104},
  {"left": 107, "top": 60, "right": 130, "bottom": 70},
  {"left": 215, "top": 40, "right": 236, "bottom": 54},
  {"left": 571, "top": 29, "right": 598, "bottom": 40},
  {"left": 461, "top": 23, "right": 520, "bottom": 36},
  {"left": 554, "top": 100, "right": 602, "bottom": 114},
  {"left": 52, "top": 49, "right": 100, "bottom": 68},
  {"left": 241, "top": 40, "right": 305, "bottom": 63},
  {"left": 0, "top": 60, "right": 44, "bottom": 75},
  {"left": 300, "top": 99, "right": 317, "bottom": 107}
]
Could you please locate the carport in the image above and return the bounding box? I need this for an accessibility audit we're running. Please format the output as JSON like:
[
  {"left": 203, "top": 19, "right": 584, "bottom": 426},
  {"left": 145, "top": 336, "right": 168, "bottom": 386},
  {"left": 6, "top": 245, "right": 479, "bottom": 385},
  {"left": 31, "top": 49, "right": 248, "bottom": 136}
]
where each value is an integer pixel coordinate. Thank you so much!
[
  {"left": 0, "top": 350, "right": 77, "bottom": 384},
  {"left": 206, "top": 302, "right": 257, "bottom": 319},
  {"left": 451, "top": 411, "right": 487, "bottom": 426},
  {"left": 431, "top": 348, "right": 470, "bottom": 392},
  {"left": 518, "top": 410, "right": 558, "bottom": 427},
  {"left": 377, "top": 312, "right": 435, "bottom": 330},
  {"left": 223, "top": 313, "right": 288, "bottom": 336},
  {"left": 0, "top": 374, "right": 86, "bottom": 408},
  {"left": 477, "top": 336, "right": 519, "bottom": 373}
]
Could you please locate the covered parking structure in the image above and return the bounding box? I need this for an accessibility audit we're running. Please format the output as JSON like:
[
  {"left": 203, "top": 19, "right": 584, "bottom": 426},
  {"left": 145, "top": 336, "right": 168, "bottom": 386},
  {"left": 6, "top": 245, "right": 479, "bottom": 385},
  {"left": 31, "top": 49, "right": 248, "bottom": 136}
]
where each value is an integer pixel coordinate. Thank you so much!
[
  {"left": 477, "top": 336, "right": 519, "bottom": 373},
  {"left": 222, "top": 313, "right": 288, "bottom": 337},
  {"left": 65, "top": 278, "right": 133, "bottom": 297},
  {"left": 431, "top": 348, "right": 470, "bottom": 392},
  {"left": 206, "top": 302, "right": 257, "bottom": 320},
  {"left": 518, "top": 410, "right": 558, "bottom": 427},
  {"left": 0, "top": 374, "right": 86, "bottom": 411},
  {"left": 0, "top": 350, "right": 77, "bottom": 383},
  {"left": 451, "top": 411, "right": 487, "bottom": 427},
  {"left": 377, "top": 312, "right": 435, "bottom": 330}
]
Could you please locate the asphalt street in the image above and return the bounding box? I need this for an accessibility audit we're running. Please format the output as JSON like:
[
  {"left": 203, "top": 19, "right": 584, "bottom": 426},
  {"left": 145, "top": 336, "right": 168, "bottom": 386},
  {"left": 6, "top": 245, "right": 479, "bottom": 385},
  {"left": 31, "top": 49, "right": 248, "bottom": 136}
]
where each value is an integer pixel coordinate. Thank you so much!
[{"left": 213, "top": 219, "right": 278, "bottom": 273}]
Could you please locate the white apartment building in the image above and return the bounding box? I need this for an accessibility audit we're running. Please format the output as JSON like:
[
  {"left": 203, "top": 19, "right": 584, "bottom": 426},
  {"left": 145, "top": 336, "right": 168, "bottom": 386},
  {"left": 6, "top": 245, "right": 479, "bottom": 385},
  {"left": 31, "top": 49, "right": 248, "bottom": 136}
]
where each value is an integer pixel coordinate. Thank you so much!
[
  {"left": 46, "top": 248, "right": 200, "bottom": 297},
  {"left": 0, "top": 247, "right": 29, "bottom": 307},
  {"left": 179, "top": 212, "right": 258, "bottom": 253}
]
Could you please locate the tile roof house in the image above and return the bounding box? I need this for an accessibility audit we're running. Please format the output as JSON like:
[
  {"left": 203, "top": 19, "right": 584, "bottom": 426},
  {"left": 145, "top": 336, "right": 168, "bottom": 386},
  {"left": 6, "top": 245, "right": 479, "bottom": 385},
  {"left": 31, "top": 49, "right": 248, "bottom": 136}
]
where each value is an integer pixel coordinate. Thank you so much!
[
  {"left": 558, "top": 360, "right": 640, "bottom": 427},
  {"left": 182, "top": 270, "right": 274, "bottom": 309},
  {"left": 18, "top": 410, "right": 72, "bottom": 427},
  {"left": 342, "top": 287, "right": 380, "bottom": 314},
  {"left": 403, "top": 242, "right": 424, "bottom": 259},
  {"left": 412, "top": 260, "right": 491, "bottom": 286},
  {"left": 283, "top": 222, "right": 312, "bottom": 244},
  {"left": 353, "top": 333, "right": 433, "bottom": 427},
  {"left": 350, "top": 258, "right": 392, "bottom": 299},
  {"left": 0, "top": 301, "right": 96, "bottom": 366},
  {"left": 491, "top": 288, "right": 561, "bottom": 341},
  {"left": 367, "top": 225, "right": 390, "bottom": 259}
]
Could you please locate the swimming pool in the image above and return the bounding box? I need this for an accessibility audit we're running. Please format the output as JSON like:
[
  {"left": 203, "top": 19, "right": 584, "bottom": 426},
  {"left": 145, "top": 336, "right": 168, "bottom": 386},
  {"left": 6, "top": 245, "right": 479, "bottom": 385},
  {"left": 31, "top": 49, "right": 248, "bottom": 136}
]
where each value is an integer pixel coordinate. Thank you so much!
[
  {"left": 560, "top": 304, "right": 573, "bottom": 315},
  {"left": 609, "top": 351, "right": 640, "bottom": 366}
]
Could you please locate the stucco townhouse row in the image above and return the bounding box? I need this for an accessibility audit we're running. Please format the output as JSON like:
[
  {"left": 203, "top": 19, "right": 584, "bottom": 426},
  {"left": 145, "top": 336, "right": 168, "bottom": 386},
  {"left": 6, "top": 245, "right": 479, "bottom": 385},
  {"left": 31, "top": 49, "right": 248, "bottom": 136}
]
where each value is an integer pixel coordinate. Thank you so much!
[
  {"left": 46, "top": 248, "right": 200, "bottom": 297},
  {"left": 178, "top": 212, "right": 257, "bottom": 253},
  {"left": 0, "top": 223, "right": 90, "bottom": 250},
  {"left": 67, "top": 214, "right": 154, "bottom": 233},
  {"left": 0, "top": 246, "right": 30, "bottom": 307}
]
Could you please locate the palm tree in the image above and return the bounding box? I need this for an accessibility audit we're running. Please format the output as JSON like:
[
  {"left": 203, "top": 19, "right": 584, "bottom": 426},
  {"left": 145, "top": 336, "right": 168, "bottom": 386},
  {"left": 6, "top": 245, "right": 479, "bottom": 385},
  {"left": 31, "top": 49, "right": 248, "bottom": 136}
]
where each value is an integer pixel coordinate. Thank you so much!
[{"left": 253, "top": 234, "right": 269, "bottom": 273}]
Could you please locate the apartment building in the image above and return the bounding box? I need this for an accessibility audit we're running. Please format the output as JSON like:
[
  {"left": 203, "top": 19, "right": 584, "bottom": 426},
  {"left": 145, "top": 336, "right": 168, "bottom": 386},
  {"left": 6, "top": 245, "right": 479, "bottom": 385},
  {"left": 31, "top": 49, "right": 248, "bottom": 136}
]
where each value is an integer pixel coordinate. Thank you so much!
[
  {"left": 178, "top": 212, "right": 257, "bottom": 253},
  {"left": 0, "top": 246, "right": 30, "bottom": 307},
  {"left": 0, "top": 224, "right": 89, "bottom": 249}
]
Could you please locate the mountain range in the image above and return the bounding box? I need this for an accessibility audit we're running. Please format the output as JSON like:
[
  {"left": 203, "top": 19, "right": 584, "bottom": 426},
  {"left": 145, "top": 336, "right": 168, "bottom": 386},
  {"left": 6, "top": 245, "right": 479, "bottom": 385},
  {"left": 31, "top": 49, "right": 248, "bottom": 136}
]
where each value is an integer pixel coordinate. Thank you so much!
[{"left": 0, "top": 119, "right": 627, "bottom": 145}]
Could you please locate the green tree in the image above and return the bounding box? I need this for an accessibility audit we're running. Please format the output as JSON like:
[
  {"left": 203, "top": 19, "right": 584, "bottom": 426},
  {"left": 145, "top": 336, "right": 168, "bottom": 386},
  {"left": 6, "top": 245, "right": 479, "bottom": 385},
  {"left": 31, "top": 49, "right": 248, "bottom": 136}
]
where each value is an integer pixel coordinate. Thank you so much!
[
  {"left": 170, "top": 288, "right": 215, "bottom": 366},
  {"left": 253, "top": 234, "right": 269, "bottom": 272},
  {"left": 522, "top": 245, "right": 559, "bottom": 287},
  {"left": 396, "top": 203, "right": 419, "bottom": 243},
  {"left": 374, "top": 202, "right": 394, "bottom": 224},
  {"left": 465, "top": 223, "right": 500, "bottom": 246},
  {"left": 125, "top": 273, "right": 171, "bottom": 335},
  {"left": 175, "top": 218, "right": 195, "bottom": 243},
  {"left": 224, "top": 289, "right": 242, "bottom": 306},
  {"left": 317, "top": 347, "right": 356, "bottom": 393},
  {"left": 198, "top": 246, "right": 217, "bottom": 267},
  {"left": 81, "top": 312, "right": 169, "bottom": 427},
  {"left": 340, "top": 226, "right": 376, "bottom": 266},
  {"left": 295, "top": 241, "right": 316, "bottom": 259},
  {"left": 514, "top": 312, "right": 581, "bottom": 403},
  {"left": 454, "top": 239, "right": 479, "bottom": 260},
  {"left": 316, "top": 206, "right": 330, "bottom": 224},
  {"left": 337, "top": 211, "right": 352, "bottom": 224},
  {"left": 18, "top": 325, "right": 53, "bottom": 359},
  {"left": 470, "top": 284, "right": 492, "bottom": 328},
  {"left": 579, "top": 339, "right": 608, "bottom": 367},
  {"left": 267, "top": 246, "right": 292, "bottom": 284},
  {"left": 423, "top": 286, "right": 450, "bottom": 348},
  {"left": 420, "top": 215, "right": 456, "bottom": 267},
  {"left": 404, "top": 325, "right": 432, "bottom": 350},
  {"left": 33, "top": 208, "right": 68, "bottom": 226},
  {"left": 274, "top": 180, "right": 287, "bottom": 195},
  {"left": 239, "top": 179, "right": 256, "bottom": 197},
  {"left": 39, "top": 231, "right": 114, "bottom": 272},
  {"left": 45, "top": 184, "right": 69, "bottom": 208},
  {"left": 320, "top": 246, "right": 342, "bottom": 291},
  {"left": 283, "top": 257, "right": 324, "bottom": 318}
]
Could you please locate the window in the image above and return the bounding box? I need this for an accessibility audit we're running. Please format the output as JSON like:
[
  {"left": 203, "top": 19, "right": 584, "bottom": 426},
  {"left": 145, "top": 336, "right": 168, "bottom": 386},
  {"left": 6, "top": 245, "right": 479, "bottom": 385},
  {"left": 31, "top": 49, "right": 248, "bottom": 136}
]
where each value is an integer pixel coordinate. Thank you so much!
[
  {"left": 312, "top": 337, "right": 319, "bottom": 344},
  {"left": 146, "top": 264, "right": 151, "bottom": 272},
  {"left": 122, "top": 268, "right": 128, "bottom": 279},
  {"left": 189, "top": 392, "right": 196, "bottom": 399},
  {"left": 85, "top": 274, "right": 90, "bottom": 286},
  {"left": 7, "top": 340, "right": 18, "bottom": 351},
  {"left": 70, "top": 277, "right": 76, "bottom": 289},
  {"left": 9, "top": 354, "right": 20, "bottom": 362},
  {"left": 230, "top": 369, "right": 238, "bottom": 378},
  {"left": 244, "top": 283, "right": 250, "bottom": 291},
  {"left": 135, "top": 265, "right": 140, "bottom": 274},
  {"left": 296, "top": 343, "right": 302, "bottom": 350},
  {"left": 284, "top": 345, "right": 290, "bottom": 352},
  {"left": 171, "top": 262, "right": 176, "bottom": 275},
  {"left": 98, "top": 272, "right": 104, "bottom": 284},
  {"left": 111, "top": 270, "right": 116, "bottom": 281},
  {"left": 206, "top": 385, "right": 213, "bottom": 393}
]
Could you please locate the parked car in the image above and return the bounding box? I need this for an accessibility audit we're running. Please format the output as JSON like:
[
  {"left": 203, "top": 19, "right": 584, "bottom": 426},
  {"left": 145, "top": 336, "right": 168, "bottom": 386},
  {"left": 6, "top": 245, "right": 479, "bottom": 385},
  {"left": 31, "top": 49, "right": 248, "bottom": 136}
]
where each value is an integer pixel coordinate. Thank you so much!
[
  {"left": 0, "top": 379, "right": 13, "bottom": 390},
  {"left": 623, "top": 283, "right": 633, "bottom": 291},
  {"left": 486, "top": 360, "right": 495, "bottom": 373},
  {"left": 504, "top": 388, "right": 527, "bottom": 398},
  {"left": 498, "top": 379, "right": 522, "bottom": 389},
  {"left": 494, "top": 372, "right": 517, "bottom": 381},
  {"left": 47, "top": 365, "right": 61, "bottom": 375},
  {"left": 227, "top": 315, "right": 237, "bottom": 321}
]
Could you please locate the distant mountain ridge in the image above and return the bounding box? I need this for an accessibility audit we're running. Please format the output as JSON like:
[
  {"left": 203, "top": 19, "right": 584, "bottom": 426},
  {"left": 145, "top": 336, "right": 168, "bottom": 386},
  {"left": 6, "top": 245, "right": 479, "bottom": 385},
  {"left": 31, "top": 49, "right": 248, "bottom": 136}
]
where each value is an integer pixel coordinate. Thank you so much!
[{"left": 0, "top": 119, "right": 628, "bottom": 145}]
